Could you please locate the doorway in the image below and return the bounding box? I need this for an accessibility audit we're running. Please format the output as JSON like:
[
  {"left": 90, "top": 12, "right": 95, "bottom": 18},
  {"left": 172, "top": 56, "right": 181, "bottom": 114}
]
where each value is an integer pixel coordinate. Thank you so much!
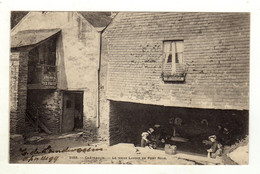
[{"left": 62, "top": 91, "right": 83, "bottom": 133}]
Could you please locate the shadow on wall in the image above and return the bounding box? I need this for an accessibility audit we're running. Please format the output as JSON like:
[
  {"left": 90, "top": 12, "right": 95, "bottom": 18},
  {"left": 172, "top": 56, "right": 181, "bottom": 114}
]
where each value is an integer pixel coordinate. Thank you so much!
[
  {"left": 26, "top": 90, "right": 62, "bottom": 134},
  {"left": 109, "top": 100, "right": 249, "bottom": 148},
  {"left": 83, "top": 118, "right": 99, "bottom": 142},
  {"left": 56, "top": 33, "right": 68, "bottom": 89}
]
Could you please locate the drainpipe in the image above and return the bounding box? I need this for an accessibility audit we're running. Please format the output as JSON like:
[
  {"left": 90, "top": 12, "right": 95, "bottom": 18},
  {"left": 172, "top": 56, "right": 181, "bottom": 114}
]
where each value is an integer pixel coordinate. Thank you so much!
[{"left": 96, "top": 31, "right": 102, "bottom": 128}]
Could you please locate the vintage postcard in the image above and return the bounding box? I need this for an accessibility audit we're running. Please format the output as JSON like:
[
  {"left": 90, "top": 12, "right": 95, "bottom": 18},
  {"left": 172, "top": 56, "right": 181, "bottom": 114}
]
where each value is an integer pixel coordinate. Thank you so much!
[{"left": 9, "top": 11, "right": 249, "bottom": 166}]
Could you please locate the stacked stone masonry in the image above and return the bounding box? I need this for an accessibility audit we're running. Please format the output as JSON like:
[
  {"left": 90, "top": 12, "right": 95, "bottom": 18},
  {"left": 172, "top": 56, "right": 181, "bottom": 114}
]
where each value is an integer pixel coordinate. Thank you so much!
[
  {"left": 10, "top": 12, "right": 102, "bottom": 136},
  {"left": 27, "top": 90, "right": 62, "bottom": 133},
  {"left": 10, "top": 52, "right": 28, "bottom": 134}
]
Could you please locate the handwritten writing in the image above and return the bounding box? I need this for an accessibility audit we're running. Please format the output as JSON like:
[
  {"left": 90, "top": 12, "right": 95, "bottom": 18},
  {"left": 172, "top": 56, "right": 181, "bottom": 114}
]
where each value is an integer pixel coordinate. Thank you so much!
[
  {"left": 20, "top": 145, "right": 104, "bottom": 156},
  {"left": 23, "top": 155, "right": 59, "bottom": 163}
]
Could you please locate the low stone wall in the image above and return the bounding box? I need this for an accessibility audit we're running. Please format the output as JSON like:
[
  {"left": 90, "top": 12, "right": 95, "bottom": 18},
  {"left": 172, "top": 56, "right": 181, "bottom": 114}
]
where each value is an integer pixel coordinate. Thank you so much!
[{"left": 27, "top": 89, "right": 62, "bottom": 133}]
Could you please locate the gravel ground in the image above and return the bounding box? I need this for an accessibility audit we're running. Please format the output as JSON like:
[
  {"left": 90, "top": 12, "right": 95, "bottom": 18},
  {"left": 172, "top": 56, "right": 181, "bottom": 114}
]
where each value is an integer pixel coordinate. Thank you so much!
[{"left": 10, "top": 134, "right": 196, "bottom": 165}]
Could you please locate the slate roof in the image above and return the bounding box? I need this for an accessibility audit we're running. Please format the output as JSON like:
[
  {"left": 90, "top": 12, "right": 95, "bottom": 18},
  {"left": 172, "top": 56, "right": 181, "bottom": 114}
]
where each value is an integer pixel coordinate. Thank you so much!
[
  {"left": 78, "top": 12, "right": 113, "bottom": 28},
  {"left": 11, "top": 29, "right": 61, "bottom": 48}
]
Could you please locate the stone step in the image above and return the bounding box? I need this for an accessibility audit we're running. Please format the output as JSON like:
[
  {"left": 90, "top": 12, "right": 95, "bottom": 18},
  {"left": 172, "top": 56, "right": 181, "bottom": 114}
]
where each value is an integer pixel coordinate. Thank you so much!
[{"left": 175, "top": 152, "right": 223, "bottom": 164}]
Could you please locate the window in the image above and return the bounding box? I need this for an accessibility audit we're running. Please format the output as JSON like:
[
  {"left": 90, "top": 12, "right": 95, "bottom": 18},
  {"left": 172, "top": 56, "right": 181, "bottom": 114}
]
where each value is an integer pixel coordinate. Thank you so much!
[{"left": 162, "top": 40, "right": 186, "bottom": 82}]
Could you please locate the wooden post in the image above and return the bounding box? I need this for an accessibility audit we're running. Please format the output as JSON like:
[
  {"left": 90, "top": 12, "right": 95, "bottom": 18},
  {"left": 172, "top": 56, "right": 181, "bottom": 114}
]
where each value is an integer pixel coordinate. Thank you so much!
[{"left": 36, "top": 107, "right": 39, "bottom": 132}]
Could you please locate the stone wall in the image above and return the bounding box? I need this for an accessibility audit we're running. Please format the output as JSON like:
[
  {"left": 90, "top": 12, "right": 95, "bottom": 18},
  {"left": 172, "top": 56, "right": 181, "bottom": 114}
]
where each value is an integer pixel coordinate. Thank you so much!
[
  {"left": 11, "top": 12, "right": 101, "bottom": 136},
  {"left": 10, "top": 52, "right": 28, "bottom": 134},
  {"left": 102, "top": 12, "right": 250, "bottom": 110},
  {"left": 27, "top": 89, "right": 62, "bottom": 133}
]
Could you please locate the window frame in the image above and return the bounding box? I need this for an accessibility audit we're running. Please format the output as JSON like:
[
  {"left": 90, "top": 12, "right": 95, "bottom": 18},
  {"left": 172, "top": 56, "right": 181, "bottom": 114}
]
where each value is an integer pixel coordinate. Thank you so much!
[{"left": 162, "top": 40, "right": 186, "bottom": 82}]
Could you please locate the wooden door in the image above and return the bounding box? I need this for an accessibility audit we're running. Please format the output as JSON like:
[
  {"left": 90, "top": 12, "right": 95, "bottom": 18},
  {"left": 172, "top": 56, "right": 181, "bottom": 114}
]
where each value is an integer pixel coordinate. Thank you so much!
[
  {"left": 74, "top": 92, "right": 83, "bottom": 129},
  {"left": 62, "top": 92, "right": 75, "bottom": 132}
]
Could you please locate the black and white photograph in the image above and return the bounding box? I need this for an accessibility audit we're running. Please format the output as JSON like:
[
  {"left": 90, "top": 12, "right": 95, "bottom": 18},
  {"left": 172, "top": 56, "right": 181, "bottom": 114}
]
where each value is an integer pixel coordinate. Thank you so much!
[
  {"left": 2, "top": 0, "right": 260, "bottom": 173},
  {"left": 8, "top": 11, "right": 249, "bottom": 165}
]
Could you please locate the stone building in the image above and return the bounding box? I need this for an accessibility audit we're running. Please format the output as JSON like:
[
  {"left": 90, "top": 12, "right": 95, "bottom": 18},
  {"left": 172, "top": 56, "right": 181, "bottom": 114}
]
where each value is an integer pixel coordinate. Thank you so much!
[
  {"left": 100, "top": 12, "right": 250, "bottom": 146},
  {"left": 10, "top": 12, "right": 113, "bottom": 139},
  {"left": 10, "top": 12, "right": 250, "bottom": 149}
]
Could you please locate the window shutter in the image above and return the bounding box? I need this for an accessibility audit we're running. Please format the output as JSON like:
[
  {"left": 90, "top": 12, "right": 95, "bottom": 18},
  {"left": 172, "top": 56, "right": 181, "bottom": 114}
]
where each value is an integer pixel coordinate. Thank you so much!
[
  {"left": 176, "top": 41, "right": 184, "bottom": 63},
  {"left": 163, "top": 42, "right": 171, "bottom": 72}
]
